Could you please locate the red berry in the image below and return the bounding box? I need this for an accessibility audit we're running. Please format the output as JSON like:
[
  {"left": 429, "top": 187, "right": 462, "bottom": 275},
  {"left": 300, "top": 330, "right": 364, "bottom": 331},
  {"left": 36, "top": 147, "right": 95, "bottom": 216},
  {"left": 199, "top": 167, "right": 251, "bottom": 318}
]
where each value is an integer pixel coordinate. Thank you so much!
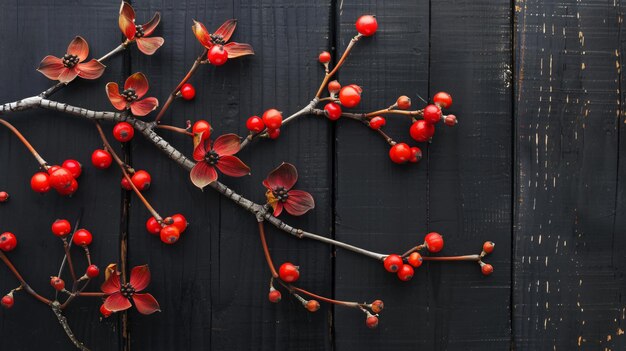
[
  {"left": 208, "top": 45, "right": 228, "bottom": 66},
  {"left": 433, "top": 92, "right": 452, "bottom": 109},
  {"left": 50, "top": 276, "right": 65, "bottom": 291},
  {"left": 73, "top": 229, "right": 93, "bottom": 246},
  {"left": 423, "top": 104, "right": 442, "bottom": 124},
  {"left": 0, "top": 191, "right": 8, "bottom": 203},
  {"left": 483, "top": 241, "right": 495, "bottom": 254},
  {"left": 62, "top": 159, "right": 82, "bottom": 178},
  {"left": 0, "top": 232, "right": 17, "bottom": 252},
  {"left": 410, "top": 120, "right": 435, "bottom": 142},
  {"left": 383, "top": 254, "right": 403, "bottom": 273},
  {"left": 481, "top": 263, "right": 494, "bottom": 276},
  {"left": 318, "top": 51, "right": 331, "bottom": 63},
  {"left": 397, "top": 95, "right": 411, "bottom": 110},
  {"left": 31, "top": 172, "right": 51, "bottom": 193},
  {"left": 48, "top": 165, "right": 61, "bottom": 173},
  {"left": 369, "top": 116, "right": 386, "bottom": 130},
  {"left": 370, "top": 300, "right": 384, "bottom": 313},
  {"left": 328, "top": 80, "right": 341, "bottom": 94},
  {"left": 131, "top": 170, "right": 151, "bottom": 191},
  {"left": 424, "top": 232, "right": 444, "bottom": 253},
  {"left": 366, "top": 315, "right": 379, "bottom": 329},
  {"left": 444, "top": 114, "right": 458, "bottom": 126},
  {"left": 339, "top": 85, "right": 361, "bottom": 108},
  {"left": 51, "top": 219, "right": 71, "bottom": 238},
  {"left": 355, "top": 15, "right": 378, "bottom": 36},
  {"left": 262, "top": 109, "right": 283, "bottom": 130},
  {"left": 48, "top": 167, "right": 74, "bottom": 191},
  {"left": 170, "top": 214, "right": 188, "bottom": 233},
  {"left": 409, "top": 146, "right": 422, "bottom": 163},
  {"left": 121, "top": 177, "right": 132, "bottom": 190},
  {"left": 192, "top": 120, "right": 212, "bottom": 141},
  {"left": 1, "top": 294, "right": 14, "bottom": 309},
  {"left": 305, "top": 300, "right": 320, "bottom": 312},
  {"left": 86, "top": 265, "right": 100, "bottom": 278},
  {"left": 160, "top": 225, "right": 180, "bottom": 244},
  {"left": 389, "top": 143, "right": 412, "bottom": 164},
  {"left": 113, "top": 122, "right": 135, "bottom": 142},
  {"left": 56, "top": 178, "right": 78, "bottom": 196},
  {"left": 267, "top": 128, "right": 281, "bottom": 139},
  {"left": 397, "top": 264, "right": 414, "bottom": 281},
  {"left": 407, "top": 252, "right": 423, "bottom": 268},
  {"left": 180, "top": 83, "right": 196, "bottom": 100},
  {"left": 278, "top": 262, "right": 300, "bottom": 282},
  {"left": 91, "top": 149, "right": 113, "bottom": 169},
  {"left": 100, "top": 304, "right": 113, "bottom": 318},
  {"left": 245, "top": 116, "right": 265, "bottom": 133},
  {"left": 324, "top": 102, "right": 342, "bottom": 121},
  {"left": 268, "top": 288, "right": 282, "bottom": 303},
  {"left": 146, "top": 217, "right": 162, "bottom": 235}
]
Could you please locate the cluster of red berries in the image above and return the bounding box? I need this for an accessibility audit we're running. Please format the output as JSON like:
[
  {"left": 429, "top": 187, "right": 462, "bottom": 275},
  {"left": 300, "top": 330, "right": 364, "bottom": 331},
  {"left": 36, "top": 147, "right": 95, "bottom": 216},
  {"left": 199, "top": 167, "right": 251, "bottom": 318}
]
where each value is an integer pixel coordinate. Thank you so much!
[
  {"left": 30, "top": 159, "right": 82, "bottom": 196},
  {"left": 0, "top": 191, "right": 8, "bottom": 203},
  {"left": 382, "top": 232, "right": 443, "bottom": 281},
  {"left": 146, "top": 214, "right": 188, "bottom": 244},
  {"left": 480, "top": 241, "right": 495, "bottom": 275},
  {"left": 267, "top": 263, "right": 320, "bottom": 311},
  {"left": 51, "top": 219, "right": 93, "bottom": 246},
  {"left": 246, "top": 109, "right": 283, "bottom": 139}
]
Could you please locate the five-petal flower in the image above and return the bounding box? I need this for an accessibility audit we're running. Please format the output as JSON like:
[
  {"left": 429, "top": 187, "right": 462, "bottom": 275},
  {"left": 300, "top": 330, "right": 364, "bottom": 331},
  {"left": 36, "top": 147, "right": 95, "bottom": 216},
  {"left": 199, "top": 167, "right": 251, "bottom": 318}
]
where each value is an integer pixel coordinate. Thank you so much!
[
  {"left": 106, "top": 72, "right": 159, "bottom": 116},
  {"left": 101, "top": 265, "right": 160, "bottom": 315},
  {"left": 190, "top": 133, "right": 251, "bottom": 189},
  {"left": 37, "top": 36, "right": 106, "bottom": 83},
  {"left": 263, "top": 163, "right": 315, "bottom": 217},
  {"left": 192, "top": 19, "right": 254, "bottom": 60},
  {"left": 119, "top": 1, "right": 164, "bottom": 55}
]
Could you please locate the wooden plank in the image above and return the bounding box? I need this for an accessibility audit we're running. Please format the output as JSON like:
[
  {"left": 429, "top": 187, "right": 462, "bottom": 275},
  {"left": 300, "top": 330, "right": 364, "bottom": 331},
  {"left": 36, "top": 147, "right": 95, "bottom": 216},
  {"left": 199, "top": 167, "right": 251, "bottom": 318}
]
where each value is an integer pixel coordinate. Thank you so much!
[
  {"left": 0, "top": 1, "right": 125, "bottom": 350},
  {"left": 515, "top": 0, "right": 626, "bottom": 349},
  {"left": 128, "top": 0, "right": 333, "bottom": 349}
]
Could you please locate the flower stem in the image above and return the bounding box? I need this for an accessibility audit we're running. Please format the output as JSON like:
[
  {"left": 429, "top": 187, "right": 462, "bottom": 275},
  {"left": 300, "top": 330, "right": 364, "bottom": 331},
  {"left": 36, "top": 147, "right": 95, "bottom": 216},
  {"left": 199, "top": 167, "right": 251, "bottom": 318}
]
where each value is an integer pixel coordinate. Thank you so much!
[
  {"left": 315, "top": 34, "right": 363, "bottom": 98},
  {"left": 0, "top": 118, "right": 48, "bottom": 169},
  {"left": 0, "top": 251, "right": 51, "bottom": 305}
]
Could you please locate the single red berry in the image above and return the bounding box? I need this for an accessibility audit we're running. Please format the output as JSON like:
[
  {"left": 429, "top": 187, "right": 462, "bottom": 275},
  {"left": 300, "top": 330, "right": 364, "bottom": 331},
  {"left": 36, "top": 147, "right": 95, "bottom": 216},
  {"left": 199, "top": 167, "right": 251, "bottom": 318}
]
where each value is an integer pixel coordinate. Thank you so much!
[
  {"left": 48, "top": 167, "right": 74, "bottom": 191},
  {"left": 305, "top": 300, "right": 320, "bottom": 312},
  {"left": 0, "top": 232, "right": 17, "bottom": 252},
  {"left": 73, "top": 229, "right": 93, "bottom": 246},
  {"left": 100, "top": 304, "right": 113, "bottom": 318},
  {"left": 180, "top": 83, "right": 196, "bottom": 100},
  {"left": 423, "top": 104, "right": 442, "bottom": 124},
  {"left": 146, "top": 217, "right": 162, "bottom": 235},
  {"left": 171, "top": 214, "right": 188, "bottom": 233},
  {"left": 409, "top": 146, "right": 422, "bottom": 163},
  {"left": 113, "top": 122, "right": 135, "bottom": 142},
  {"left": 383, "top": 254, "right": 403, "bottom": 273},
  {"left": 397, "top": 264, "right": 414, "bottom": 281},
  {"left": 318, "top": 51, "right": 331, "bottom": 63},
  {"left": 160, "top": 225, "right": 180, "bottom": 244},
  {"left": 366, "top": 315, "right": 379, "bottom": 329},
  {"left": 131, "top": 170, "right": 151, "bottom": 191},
  {"left": 433, "top": 92, "right": 453, "bottom": 109},
  {"left": 424, "top": 232, "right": 444, "bottom": 253},
  {"left": 328, "top": 80, "right": 341, "bottom": 94},
  {"left": 208, "top": 45, "right": 228, "bottom": 66},
  {"left": 246, "top": 116, "right": 265, "bottom": 133},
  {"left": 1, "top": 294, "right": 14, "bottom": 309},
  {"left": 397, "top": 95, "right": 411, "bottom": 110},
  {"left": 31, "top": 172, "right": 51, "bottom": 193},
  {"left": 389, "top": 143, "right": 412, "bottom": 164},
  {"left": 0, "top": 191, "right": 8, "bottom": 203},
  {"left": 278, "top": 262, "right": 300, "bottom": 282},
  {"left": 56, "top": 178, "right": 78, "bottom": 196},
  {"left": 369, "top": 116, "right": 386, "bottom": 130},
  {"left": 339, "top": 85, "right": 361, "bottom": 108},
  {"left": 267, "top": 128, "right": 281, "bottom": 139},
  {"left": 192, "top": 120, "right": 212, "bottom": 141},
  {"left": 483, "top": 241, "right": 495, "bottom": 254},
  {"left": 51, "top": 219, "right": 71, "bottom": 238},
  {"left": 410, "top": 120, "right": 435, "bottom": 142},
  {"left": 370, "top": 300, "right": 384, "bottom": 313},
  {"left": 324, "top": 102, "right": 342, "bottom": 121},
  {"left": 121, "top": 177, "right": 132, "bottom": 191},
  {"left": 481, "top": 263, "right": 494, "bottom": 276},
  {"left": 355, "top": 15, "right": 378, "bottom": 36},
  {"left": 50, "top": 276, "right": 65, "bottom": 291},
  {"left": 407, "top": 252, "right": 423, "bottom": 268},
  {"left": 444, "top": 114, "right": 458, "bottom": 126},
  {"left": 262, "top": 109, "right": 283, "bottom": 130},
  {"left": 268, "top": 288, "right": 282, "bottom": 303},
  {"left": 91, "top": 149, "right": 113, "bottom": 169},
  {"left": 86, "top": 264, "right": 100, "bottom": 278},
  {"left": 62, "top": 159, "right": 82, "bottom": 178}
]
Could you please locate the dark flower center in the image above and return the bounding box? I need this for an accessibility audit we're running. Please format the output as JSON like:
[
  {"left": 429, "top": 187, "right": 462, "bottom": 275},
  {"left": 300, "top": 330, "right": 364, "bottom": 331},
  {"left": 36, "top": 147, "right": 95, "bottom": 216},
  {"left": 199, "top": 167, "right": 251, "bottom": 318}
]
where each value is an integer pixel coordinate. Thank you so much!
[
  {"left": 135, "top": 24, "right": 145, "bottom": 38},
  {"left": 120, "top": 283, "right": 136, "bottom": 298},
  {"left": 210, "top": 34, "right": 226, "bottom": 45},
  {"left": 121, "top": 88, "right": 138, "bottom": 102},
  {"left": 272, "top": 187, "right": 289, "bottom": 203},
  {"left": 205, "top": 150, "right": 220, "bottom": 165},
  {"left": 62, "top": 54, "right": 80, "bottom": 68}
]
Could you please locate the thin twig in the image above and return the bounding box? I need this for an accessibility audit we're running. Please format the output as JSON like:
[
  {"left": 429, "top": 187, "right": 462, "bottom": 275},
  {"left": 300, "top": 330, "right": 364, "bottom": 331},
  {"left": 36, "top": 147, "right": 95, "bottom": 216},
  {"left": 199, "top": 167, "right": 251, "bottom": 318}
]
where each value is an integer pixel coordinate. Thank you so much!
[{"left": 0, "top": 118, "right": 49, "bottom": 169}]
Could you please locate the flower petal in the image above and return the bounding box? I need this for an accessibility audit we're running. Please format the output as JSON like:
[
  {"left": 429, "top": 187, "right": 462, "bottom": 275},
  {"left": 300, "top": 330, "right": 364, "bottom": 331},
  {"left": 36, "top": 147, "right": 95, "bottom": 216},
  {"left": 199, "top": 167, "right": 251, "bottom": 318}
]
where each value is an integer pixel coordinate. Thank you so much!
[
  {"left": 224, "top": 42, "right": 254, "bottom": 58},
  {"left": 101, "top": 271, "right": 121, "bottom": 294},
  {"left": 132, "top": 293, "right": 161, "bottom": 315},
  {"left": 190, "top": 162, "right": 218, "bottom": 189},
  {"left": 129, "top": 265, "right": 151, "bottom": 292},
  {"left": 193, "top": 139, "right": 208, "bottom": 162},
  {"left": 136, "top": 37, "right": 164, "bottom": 56},
  {"left": 192, "top": 20, "right": 212, "bottom": 49},
  {"left": 76, "top": 59, "right": 106, "bottom": 80},
  {"left": 130, "top": 97, "right": 159, "bottom": 116},
  {"left": 216, "top": 155, "right": 251, "bottom": 177},
  {"left": 119, "top": 14, "right": 136, "bottom": 40},
  {"left": 212, "top": 134, "right": 241, "bottom": 156},
  {"left": 106, "top": 82, "right": 128, "bottom": 110},
  {"left": 141, "top": 12, "right": 161, "bottom": 37},
  {"left": 284, "top": 190, "right": 315, "bottom": 216},
  {"left": 119, "top": 1, "right": 136, "bottom": 21},
  {"left": 104, "top": 292, "right": 132, "bottom": 312},
  {"left": 124, "top": 72, "right": 149, "bottom": 98},
  {"left": 57, "top": 67, "right": 79, "bottom": 84},
  {"left": 37, "top": 55, "right": 65, "bottom": 80},
  {"left": 265, "top": 163, "right": 298, "bottom": 190},
  {"left": 272, "top": 202, "right": 284, "bottom": 217},
  {"left": 67, "top": 36, "right": 90, "bottom": 62},
  {"left": 214, "top": 19, "right": 238, "bottom": 42}
]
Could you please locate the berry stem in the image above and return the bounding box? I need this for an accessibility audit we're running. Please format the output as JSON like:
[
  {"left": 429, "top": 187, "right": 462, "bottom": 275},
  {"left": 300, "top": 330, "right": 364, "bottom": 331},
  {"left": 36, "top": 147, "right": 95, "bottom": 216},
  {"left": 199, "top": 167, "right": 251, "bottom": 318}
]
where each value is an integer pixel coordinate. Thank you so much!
[
  {"left": 277, "top": 280, "right": 361, "bottom": 308},
  {"left": 401, "top": 244, "right": 425, "bottom": 258},
  {"left": 0, "top": 251, "right": 51, "bottom": 305},
  {"left": 422, "top": 254, "right": 482, "bottom": 262},
  {"left": 310, "top": 108, "right": 395, "bottom": 145},
  {"left": 155, "top": 124, "right": 194, "bottom": 137},
  {"left": 365, "top": 109, "right": 422, "bottom": 118},
  {"left": 55, "top": 212, "right": 82, "bottom": 300},
  {"left": 83, "top": 246, "right": 92, "bottom": 266},
  {"left": 257, "top": 220, "right": 279, "bottom": 278},
  {"left": 62, "top": 239, "right": 78, "bottom": 283},
  {"left": 75, "top": 292, "right": 107, "bottom": 297},
  {"left": 0, "top": 118, "right": 49, "bottom": 169},
  {"left": 315, "top": 34, "right": 363, "bottom": 98}
]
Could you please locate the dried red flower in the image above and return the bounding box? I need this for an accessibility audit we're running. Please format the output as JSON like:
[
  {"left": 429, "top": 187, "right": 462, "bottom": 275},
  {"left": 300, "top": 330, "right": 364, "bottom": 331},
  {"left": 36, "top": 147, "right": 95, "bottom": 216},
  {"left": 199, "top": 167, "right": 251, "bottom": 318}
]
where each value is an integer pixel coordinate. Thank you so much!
[
  {"left": 119, "top": 2, "right": 164, "bottom": 55},
  {"left": 106, "top": 72, "right": 159, "bottom": 116},
  {"left": 192, "top": 19, "right": 254, "bottom": 61},
  {"left": 37, "top": 36, "right": 105, "bottom": 83},
  {"left": 263, "top": 163, "right": 315, "bottom": 217},
  {"left": 101, "top": 265, "right": 160, "bottom": 315},
  {"left": 190, "top": 133, "right": 251, "bottom": 189}
]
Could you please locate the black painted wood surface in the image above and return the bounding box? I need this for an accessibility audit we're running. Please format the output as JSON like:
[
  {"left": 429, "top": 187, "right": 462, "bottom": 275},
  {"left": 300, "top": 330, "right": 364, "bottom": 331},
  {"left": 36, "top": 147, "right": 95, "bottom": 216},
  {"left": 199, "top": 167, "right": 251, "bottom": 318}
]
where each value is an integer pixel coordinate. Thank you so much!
[{"left": 0, "top": 0, "right": 624, "bottom": 350}]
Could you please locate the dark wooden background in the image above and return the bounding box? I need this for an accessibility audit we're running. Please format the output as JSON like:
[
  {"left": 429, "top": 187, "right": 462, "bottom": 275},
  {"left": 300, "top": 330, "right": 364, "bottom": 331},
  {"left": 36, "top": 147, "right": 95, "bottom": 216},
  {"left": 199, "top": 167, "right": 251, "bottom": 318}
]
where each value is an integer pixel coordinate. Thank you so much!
[{"left": 0, "top": 0, "right": 624, "bottom": 350}]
